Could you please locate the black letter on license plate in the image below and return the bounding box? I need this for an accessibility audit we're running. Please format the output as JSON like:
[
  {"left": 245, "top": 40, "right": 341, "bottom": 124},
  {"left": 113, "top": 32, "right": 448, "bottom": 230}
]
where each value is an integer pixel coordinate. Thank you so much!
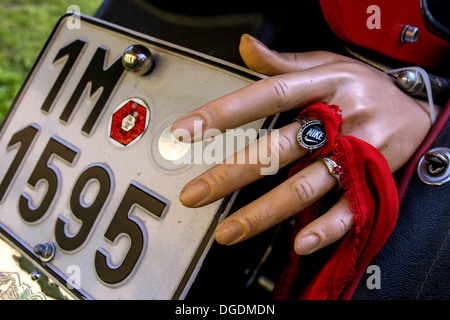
[{"left": 59, "top": 46, "right": 125, "bottom": 135}]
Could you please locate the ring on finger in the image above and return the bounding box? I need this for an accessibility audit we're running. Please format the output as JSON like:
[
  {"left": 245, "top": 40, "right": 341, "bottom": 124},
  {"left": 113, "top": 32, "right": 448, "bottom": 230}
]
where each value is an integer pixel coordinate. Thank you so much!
[
  {"left": 293, "top": 116, "right": 327, "bottom": 151},
  {"left": 315, "top": 157, "right": 342, "bottom": 190}
]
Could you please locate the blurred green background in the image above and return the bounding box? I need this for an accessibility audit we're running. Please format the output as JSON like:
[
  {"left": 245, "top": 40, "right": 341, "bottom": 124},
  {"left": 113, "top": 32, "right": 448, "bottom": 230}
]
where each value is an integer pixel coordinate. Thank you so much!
[{"left": 0, "top": 0, "right": 103, "bottom": 122}]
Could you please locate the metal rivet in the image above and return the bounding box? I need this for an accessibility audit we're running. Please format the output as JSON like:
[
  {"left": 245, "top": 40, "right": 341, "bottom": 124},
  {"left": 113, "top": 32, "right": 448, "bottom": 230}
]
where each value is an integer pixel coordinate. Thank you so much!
[
  {"left": 34, "top": 242, "right": 55, "bottom": 262},
  {"left": 401, "top": 25, "right": 420, "bottom": 43},
  {"left": 31, "top": 270, "right": 41, "bottom": 281},
  {"left": 122, "top": 44, "right": 153, "bottom": 75}
]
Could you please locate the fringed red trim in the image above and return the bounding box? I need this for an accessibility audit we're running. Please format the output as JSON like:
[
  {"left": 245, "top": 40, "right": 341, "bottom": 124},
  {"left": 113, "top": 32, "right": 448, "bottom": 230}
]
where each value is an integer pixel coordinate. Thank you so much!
[{"left": 272, "top": 103, "right": 398, "bottom": 300}]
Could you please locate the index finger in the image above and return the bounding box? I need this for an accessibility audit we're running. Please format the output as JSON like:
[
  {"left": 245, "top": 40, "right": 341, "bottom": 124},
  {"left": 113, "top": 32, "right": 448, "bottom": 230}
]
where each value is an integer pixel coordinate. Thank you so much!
[{"left": 171, "top": 65, "right": 342, "bottom": 142}]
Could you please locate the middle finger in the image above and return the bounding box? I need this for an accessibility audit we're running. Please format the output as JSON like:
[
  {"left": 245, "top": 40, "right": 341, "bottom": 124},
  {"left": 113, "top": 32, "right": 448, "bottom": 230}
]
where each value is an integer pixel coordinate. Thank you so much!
[{"left": 179, "top": 121, "right": 306, "bottom": 207}]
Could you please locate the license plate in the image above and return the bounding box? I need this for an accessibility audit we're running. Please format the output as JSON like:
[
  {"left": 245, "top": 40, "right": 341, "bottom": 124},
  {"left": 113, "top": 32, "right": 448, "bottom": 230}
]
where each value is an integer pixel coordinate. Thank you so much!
[{"left": 0, "top": 14, "right": 270, "bottom": 299}]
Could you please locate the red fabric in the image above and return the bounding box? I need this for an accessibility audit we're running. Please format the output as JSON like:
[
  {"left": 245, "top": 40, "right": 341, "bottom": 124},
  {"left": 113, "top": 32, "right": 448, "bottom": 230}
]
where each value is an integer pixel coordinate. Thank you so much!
[{"left": 272, "top": 103, "right": 399, "bottom": 300}]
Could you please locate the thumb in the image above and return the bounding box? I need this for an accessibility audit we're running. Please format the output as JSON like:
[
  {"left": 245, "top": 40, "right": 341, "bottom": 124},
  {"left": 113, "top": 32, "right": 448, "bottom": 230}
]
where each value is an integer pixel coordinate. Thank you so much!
[
  {"left": 239, "top": 34, "right": 290, "bottom": 75},
  {"left": 239, "top": 34, "right": 352, "bottom": 75}
]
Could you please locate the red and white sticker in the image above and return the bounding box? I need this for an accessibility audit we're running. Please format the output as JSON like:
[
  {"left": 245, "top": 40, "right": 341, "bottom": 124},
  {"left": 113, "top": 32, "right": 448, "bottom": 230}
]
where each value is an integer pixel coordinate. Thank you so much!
[{"left": 108, "top": 98, "right": 149, "bottom": 147}]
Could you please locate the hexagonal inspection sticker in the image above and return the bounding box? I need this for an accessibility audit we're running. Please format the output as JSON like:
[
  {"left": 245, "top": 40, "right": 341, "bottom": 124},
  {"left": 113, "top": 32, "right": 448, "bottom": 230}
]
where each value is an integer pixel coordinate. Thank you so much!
[{"left": 108, "top": 98, "right": 149, "bottom": 147}]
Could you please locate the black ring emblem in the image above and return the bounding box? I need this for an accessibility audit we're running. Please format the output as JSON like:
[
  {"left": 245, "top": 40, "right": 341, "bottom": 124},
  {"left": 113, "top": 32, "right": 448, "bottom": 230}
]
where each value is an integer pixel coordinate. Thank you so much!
[{"left": 296, "top": 120, "right": 327, "bottom": 150}]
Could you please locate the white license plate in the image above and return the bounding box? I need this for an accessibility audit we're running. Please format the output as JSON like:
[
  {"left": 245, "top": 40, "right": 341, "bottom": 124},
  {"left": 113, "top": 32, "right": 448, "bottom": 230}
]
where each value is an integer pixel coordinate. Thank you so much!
[{"left": 0, "top": 14, "right": 270, "bottom": 299}]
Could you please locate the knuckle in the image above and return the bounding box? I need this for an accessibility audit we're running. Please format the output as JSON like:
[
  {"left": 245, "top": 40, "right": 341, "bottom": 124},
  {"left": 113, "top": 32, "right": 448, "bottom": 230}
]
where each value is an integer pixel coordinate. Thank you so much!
[
  {"left": 316, "top": 50, "right": 343, "bottom": 62},
  {"left": 278, "top": 133, "right": 293, "bottom": 154},
  {"left": 330, "top": 61, "right": 383, "bottom": 82},
  {"left": 331, "top": 61, "right": 364, "bottom": 73},
  {"left": 290, "top": 176, "right": 316, "bottom": 206},
  {"left": 202, "top": 167, "right": 229, "bottom": 191},
  {"left": 242, "top": 214, "right": 262, "bottom": 232},
  {"left": 277, "top": 133, "right": 296, "bottom": 166},
  {"left": 338, "top": 218, "right": 349, "bottom": 234},
  {"left": 213, "top": 166, "right": 231, "bottom": 183},
  {"left": 262, "top": 77, "right": 291, "bottom": 110},
  {"left": 265, "top": 136, "right": 280, "bottom": 159},
  {"left": 240, "top": 205, "right": 273, "bottom": 234}
]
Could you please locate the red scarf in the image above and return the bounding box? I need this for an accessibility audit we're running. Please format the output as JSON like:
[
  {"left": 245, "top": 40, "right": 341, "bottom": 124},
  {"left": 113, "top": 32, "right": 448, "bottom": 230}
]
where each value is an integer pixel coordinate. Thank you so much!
[{"left": 272, "top": 103, "right": 398, "bottom": 300}]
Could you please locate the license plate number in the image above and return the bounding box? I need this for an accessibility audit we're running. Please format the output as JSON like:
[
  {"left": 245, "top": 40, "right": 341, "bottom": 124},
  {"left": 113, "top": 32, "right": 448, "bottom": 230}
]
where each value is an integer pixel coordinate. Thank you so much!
[{"left": 0, "top": 14, "right": 267, "bottom": 299}]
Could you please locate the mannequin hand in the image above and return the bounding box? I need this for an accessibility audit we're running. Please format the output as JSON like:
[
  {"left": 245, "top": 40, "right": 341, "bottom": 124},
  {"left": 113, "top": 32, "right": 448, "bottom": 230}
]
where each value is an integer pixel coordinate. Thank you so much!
[{"left": 172, "top": 34, "right": 432, "bottom": 255}]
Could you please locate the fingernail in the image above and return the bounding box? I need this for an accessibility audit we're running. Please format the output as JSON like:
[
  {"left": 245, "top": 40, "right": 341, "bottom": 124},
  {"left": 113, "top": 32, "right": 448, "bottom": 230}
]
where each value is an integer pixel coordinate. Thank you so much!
[
  {"left": 242, "top": 33, "right": 268, "bottom": 49},
  {"left": 241, "top": 33, "right": 254, "bottom": 42},
  {"left": 172, "top": 114, "right": 205, "bottom": 142},
  {"left": 295, "top": 234, "right": 320, "bottom": 255},
  {"left": 179, "top": 181, "right": 210, "bottom": 207},
  {"left": 241, "top": 33, "right": 258, "bottom": 45},
  {"left": 215, "top": 221, "right": 244, "bottom": 245}
]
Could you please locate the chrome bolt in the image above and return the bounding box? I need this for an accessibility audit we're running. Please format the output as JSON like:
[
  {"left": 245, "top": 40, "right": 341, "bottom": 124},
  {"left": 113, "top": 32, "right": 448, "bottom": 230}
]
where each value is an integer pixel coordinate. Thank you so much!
[
  {"left": 396, "top": 69, "right": 424, "bottom": 94},
  {"left": 31, "top": 270, "right": 41, "bottom": 281},
  {"left": 34, "top": 242, "right": 55, "bottom": 262},
  {"left": 122, "top": 44, "right": 153, "bottom": 75},
  {"left": 400, "top": 25, "right": 420, "bottom": 43}
]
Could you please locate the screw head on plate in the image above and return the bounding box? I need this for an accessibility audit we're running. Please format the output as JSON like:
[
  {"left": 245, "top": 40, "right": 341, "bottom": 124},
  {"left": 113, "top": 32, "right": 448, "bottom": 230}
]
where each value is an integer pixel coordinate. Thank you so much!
[
  {"left": 33, "top": 242, "right": 55, "bottom": 262},
  {"left": 122, "top": 44, "right": 153, "bottom": 75},
  {"left": 31, "top": 270, "right": 41, "bottom": 281}
]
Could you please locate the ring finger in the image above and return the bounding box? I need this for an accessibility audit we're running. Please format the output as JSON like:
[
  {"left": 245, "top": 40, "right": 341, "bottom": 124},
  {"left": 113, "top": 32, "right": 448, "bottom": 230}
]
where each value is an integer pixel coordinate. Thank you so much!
[{"left": 215, "top": 160, "right": 338, "bottom": 245}]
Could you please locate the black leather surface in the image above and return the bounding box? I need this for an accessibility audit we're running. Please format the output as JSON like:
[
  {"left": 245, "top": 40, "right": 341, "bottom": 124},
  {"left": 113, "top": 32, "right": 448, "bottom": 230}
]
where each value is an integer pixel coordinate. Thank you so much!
[{"left": 353, "top": 121, "right": 450, "bottom": 300}]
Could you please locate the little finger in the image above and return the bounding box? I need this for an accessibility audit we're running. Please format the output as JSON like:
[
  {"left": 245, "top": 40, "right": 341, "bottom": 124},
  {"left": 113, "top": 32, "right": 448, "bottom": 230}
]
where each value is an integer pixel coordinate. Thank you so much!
[{"left": 294, "top": 196, "right": 354, "bottom": 255}]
